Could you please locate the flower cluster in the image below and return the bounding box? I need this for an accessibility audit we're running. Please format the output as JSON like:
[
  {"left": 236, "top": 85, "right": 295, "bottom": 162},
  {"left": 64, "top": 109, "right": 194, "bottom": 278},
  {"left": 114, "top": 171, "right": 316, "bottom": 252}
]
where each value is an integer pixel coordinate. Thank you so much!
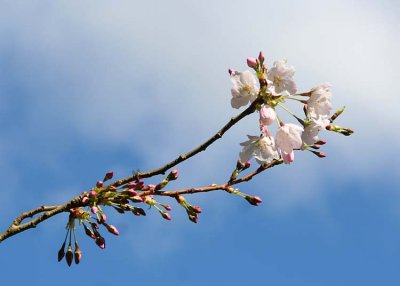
[
  {"left": 230, "top": 52, "right": 353, "bottom": 165},
  {"left": 58, "top": 169, "right": 198, "bottom": 266}
]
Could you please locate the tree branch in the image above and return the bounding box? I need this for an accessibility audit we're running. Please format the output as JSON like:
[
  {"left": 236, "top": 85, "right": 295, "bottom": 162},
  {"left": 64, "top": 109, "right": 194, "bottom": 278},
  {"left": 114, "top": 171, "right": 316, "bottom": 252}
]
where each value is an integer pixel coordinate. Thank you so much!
[{"left": 0, "top": 100, "right": 259, "bottom": 243}]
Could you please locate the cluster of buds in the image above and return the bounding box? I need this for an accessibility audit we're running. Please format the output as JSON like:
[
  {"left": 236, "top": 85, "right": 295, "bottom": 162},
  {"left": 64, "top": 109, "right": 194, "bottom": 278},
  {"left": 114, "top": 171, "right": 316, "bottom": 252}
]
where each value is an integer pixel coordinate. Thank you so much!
[
  {"left": 58, "top": 169, "right": 180, "bottom": 266},
  {"left": 175, "top": 195, "right": 202, "bottom": 223},
  {"left": 229, "top": 160, "right": 251, "bottom": 182},
  {"left": 230, "top": 51, "right": 353, "bottom": 165}
]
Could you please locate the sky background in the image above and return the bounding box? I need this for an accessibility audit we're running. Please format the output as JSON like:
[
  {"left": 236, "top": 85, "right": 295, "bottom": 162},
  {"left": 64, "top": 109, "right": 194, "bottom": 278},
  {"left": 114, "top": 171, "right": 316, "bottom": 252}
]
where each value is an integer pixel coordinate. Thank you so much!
[{"left": 0, "top": 0, "right": 399, "bottom": 285}]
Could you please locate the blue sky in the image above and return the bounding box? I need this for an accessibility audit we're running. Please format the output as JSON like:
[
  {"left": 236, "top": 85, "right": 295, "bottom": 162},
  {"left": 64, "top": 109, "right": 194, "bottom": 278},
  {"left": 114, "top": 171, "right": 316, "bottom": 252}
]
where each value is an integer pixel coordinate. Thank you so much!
[{"left": 0, "top": 0, "right": 399, "bottom": 285}]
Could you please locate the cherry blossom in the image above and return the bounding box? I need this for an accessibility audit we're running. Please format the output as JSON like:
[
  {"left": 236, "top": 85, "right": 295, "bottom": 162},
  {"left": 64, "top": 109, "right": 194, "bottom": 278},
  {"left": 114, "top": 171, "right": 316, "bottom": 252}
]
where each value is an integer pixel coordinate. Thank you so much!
[
  {"left": 239, "top": 135, "right": 279, "bottom": 164},
  {"left": 267, "top": 60, "right": 297, "bottom": 95},
  {"left": 230, "top": 70, "right": 259, "bottom": 109},
  {"left": 259, "top": 104, "right": 276, "bottom": 128},
  {"left": 275, "top": 123, "right": 304, "bottom": 155},
  {"left": 302, "top": 118, "right": 330, "bottom": 146},
  {"left": 306, "top": 83, "right": 332, "bottom": 120}
]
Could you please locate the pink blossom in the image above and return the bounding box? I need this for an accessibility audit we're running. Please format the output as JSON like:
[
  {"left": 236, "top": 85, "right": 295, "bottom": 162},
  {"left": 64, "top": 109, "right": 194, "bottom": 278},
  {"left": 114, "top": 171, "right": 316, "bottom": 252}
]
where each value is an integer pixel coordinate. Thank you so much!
[{"left": 259, "top": 104, "right": 276, "bottom": 130}]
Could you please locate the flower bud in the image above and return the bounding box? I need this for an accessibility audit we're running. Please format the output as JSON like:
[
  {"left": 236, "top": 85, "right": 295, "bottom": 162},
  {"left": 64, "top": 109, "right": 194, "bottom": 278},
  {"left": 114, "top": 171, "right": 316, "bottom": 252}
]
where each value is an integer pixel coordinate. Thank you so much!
[
  {"left": 89, "top": 190, "right": 96, "bottom": 198},
  {"left": 65, "top": 244, "right": 73, "bottom": 266},
  {"left": 310, "top": 150, "right": 326, "bottom": 158},
  {"left": 103, "top": 171, "right": 114, "bottom": 182},
  {"left": 245, "top": 195, "right": 262, "bottom": 206},
  {"left": 188, "top": 205, "right": 202, "bottom": 214},
  {"left": 81, "top": 196, "right": 89, "bottom": 206},
  {"left": 124, "top": 188, "right": 138, "bottom": 196},
  {"left": 131, "top": 207, "right": 146, "bottom": 216},
  {"left": 74, "top": 242, "right": 82, "bottom": 264},
  {"left": 96, "top": 181, "right": 103, "bottom": 188},
  {"left": 236, "top": 160, "right": 245, "bottom": 170},
  {"left": 98, "top": 213, "right": 107, "bottom": 224},
  {"left": 83, "top": 224, "right": 96, "bottom": 239},
  {"left": 247, "top": 57, "right": 258, "bottom": 68},
  {"left": 104, "top": 223, "right": 119, "bottom": 236},
  {"left": 188, "top": 214, "right": 198, "bottom": 223},
  {"left": 258, "top": 51, "right": 265, "bottom": 63},
  {"left": 160, "top": 211, "right": 172, "bottom": 221},
  {"left": 57, "top": 242, "right": 66, "bottom": 262},
  {"left": 95, "top": 236, "right": 106, "bottom": 249},
  {"left": 167, "top": 169, "right": 179, "bottom": 180},
  {"left": 228, "top": 68, "right": 236, "bottom": 76},
  {"left": 244, "top": 161, "right": 251, "bottom": 169},
  {"left": 161, "top": 204, "right": 172, "bottom": 211},
  {"left": 91, "top": 206, "right": 98, "bottom": 215}
]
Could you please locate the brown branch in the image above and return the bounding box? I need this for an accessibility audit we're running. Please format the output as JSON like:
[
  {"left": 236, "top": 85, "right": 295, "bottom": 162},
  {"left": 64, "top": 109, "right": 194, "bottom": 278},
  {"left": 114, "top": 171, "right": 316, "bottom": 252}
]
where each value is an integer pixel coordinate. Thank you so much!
[
  {"left": 139, "top": 159, "right": 283, "bottom": 197},
  {"left": 0, "top": 195, "right": 83, "bottom": 243},
  {"left": 0, "top": 100, "right": 259, "bottom": 243},
  {"left": 108, "top": 99, "right": 260, "bottom": 188}
]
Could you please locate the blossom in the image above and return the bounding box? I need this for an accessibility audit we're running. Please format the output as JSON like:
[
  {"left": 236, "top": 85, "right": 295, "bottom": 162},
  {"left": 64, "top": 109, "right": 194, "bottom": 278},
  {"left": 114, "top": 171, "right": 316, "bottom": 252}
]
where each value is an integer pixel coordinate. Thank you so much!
[
  {"left": 239, "top": 135, "right": 279, "bottom": 164},
  {"left": 301, "top": 118, "right": 329, "bottom": 146},
  {"left": 230, "top": 70, "right": 259, "bottom": 109},
  {"left": 259, "top": 104, "right": 276, "bottom": 128},
  {"left": 267, "top": 60, "right": 297, "bottom": 95},
  {"left": 275, "top": 123, "right": 303, "bottom": 161},
  {"left": 306, "top": 83, "right": 332, "bottom": 120}
]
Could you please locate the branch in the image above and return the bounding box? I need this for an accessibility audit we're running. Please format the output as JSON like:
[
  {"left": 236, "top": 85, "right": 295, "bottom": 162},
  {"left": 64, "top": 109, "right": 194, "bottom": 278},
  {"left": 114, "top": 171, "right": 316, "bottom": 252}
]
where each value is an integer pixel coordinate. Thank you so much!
[
  {"left": 108, "top": 98, "right": 260, "bottom": 188},
  {"left": 0, "top": 195, "right": 82, "bottom": 243},
  {"left": 0, "top": 100, "right": 259, "bottom": 243}
]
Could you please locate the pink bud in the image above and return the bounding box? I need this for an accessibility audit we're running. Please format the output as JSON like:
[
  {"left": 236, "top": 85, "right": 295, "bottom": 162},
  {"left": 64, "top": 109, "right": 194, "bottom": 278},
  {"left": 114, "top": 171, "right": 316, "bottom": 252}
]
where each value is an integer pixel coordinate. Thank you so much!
[
  {"left": 161, "top": 211, "right": 172, "bottom": 221},
  {"left": 74, "top": 242, "right": 82, "bottom": 264},
  {"left": 245, "top": 195, "right": 262, "bottom": 206},
  {"left": 228, "top": 68, "right": 236, "bottom": 76},
  {"left": 245, "top": 161, "right": 251, "bottom": 169},
  {"left": 282, "top": 151, "right": 295, "bottom": 164},
  {"left": 91, "top": 206, "right": 98, "bottom": 215},
  {"left": 103, "top": 171, "right": 114, "bottom": 181},
  {"left": 258, "top": 51, "right": 265, "bottom": 63},
  {"left": 161, "top": 204, "right": 172, "bottom": 211},
  {"left": 98, "top": 213, "right": 107, "bottom": 224},
  {"left": 125, "top": 188, "right": 138, "bottom": 196},
  {"left": 168, "top": 169, "right": 179, "bottom": 180},
  {"left": 104, "top": 223, "right": 119, "bottom": 236},
  {"left": 81, "top": 196, "right": 89, "bottom": 205},
  {"left": 247, "top": 57, "right": 258, "bottom": 68},
  {"left": 95, "top": 237, "right": 106, "bottom": 249},
  {"left": 96, "top": 181, "right": 103, "bottom": 188},
  {"left": 89, "top": 190, "right": 96, "bottom": 198},
  {"left": 189, "top": 205, "right": 202, "bottom": 214},
  {"left": 65, "top": 245, "right": 73, "bottom": 266}
]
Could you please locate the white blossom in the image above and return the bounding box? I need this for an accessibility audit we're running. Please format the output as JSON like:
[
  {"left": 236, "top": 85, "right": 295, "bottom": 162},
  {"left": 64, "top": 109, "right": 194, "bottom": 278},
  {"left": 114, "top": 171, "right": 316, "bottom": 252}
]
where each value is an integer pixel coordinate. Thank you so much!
[
  {"left": 230, "top": 70, "right": 259, "bottom": 109},
  {"left": 275, "top": 123, "right": 304, "bottom": 154},
  {"left": 267, "top": 60, "right": 297, "bottom": 95},
  {"left": 307, "top": 83, "right": 332, "bottom": 120},
  {"left": 239, "top": 135, "right": 279, "bottom": 164},
  {"left": 301, "top": 118, "right": 329, "bottom": 146}
]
